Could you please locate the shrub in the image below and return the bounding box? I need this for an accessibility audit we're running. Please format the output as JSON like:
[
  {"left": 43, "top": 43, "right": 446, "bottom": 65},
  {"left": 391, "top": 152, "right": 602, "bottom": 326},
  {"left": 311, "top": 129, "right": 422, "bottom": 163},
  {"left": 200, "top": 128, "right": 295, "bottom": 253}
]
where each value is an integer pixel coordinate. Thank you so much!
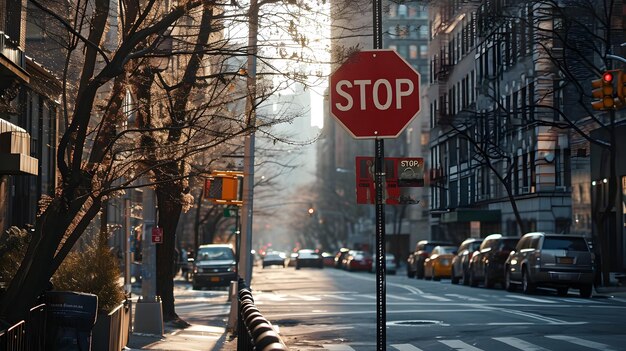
[
  {"left": 0, "top": 227, "right": 30, "bottom": 286},
  {"left": 53, "top": 231, "right": 126, "bottom": 313}
]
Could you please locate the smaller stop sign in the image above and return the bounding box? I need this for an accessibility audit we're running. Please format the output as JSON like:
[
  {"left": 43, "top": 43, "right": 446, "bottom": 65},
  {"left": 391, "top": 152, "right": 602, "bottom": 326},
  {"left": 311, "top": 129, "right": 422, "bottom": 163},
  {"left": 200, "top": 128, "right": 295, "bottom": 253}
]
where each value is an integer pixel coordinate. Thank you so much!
[{"left": 330, "top": 50, "right": 421, "bottom": 139}]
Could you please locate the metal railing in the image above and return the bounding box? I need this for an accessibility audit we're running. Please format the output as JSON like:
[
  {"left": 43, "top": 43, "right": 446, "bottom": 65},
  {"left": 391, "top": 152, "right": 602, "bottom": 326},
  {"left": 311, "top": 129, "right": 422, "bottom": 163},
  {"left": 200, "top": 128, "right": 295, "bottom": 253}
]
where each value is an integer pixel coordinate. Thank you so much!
[
  {"left": 0, "top": 303, "right": 46, "bottom": 351},
  {"left": 237, "top": 279, "right": 287, "bottom": 351}
]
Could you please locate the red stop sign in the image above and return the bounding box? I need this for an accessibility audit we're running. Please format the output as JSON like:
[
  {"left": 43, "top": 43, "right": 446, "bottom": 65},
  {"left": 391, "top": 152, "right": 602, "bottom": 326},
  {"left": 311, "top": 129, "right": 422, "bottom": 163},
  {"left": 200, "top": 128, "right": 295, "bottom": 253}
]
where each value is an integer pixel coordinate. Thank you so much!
[{"left": 330, "top": 50, "right": 420, "bottom": 139}]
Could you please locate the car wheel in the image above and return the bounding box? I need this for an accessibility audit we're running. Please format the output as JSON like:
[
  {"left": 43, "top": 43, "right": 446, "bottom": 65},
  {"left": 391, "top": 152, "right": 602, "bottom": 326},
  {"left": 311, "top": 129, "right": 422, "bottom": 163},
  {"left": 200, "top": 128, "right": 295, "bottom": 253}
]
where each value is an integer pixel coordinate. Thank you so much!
[
  {"left": 484, "top": 267, "right": 495, "bottom": 289},
  {"left": 505, "top": 269, "right": 515, "bottom": 292},
  {"left": 451, "top": 267, "right": 459, "bottom": 284},
  {"left": 462, "top": 269, "right": 470, "bottom": 286},
  {"left": 192, "top": 283, "right": 200, "bottom": 290},
  {"left": 416, "top": 266, "right": 424, "bottom": 279},
  {"left": 295, "top": 265, "right": 301, "bottom": 270},
  {"left": 556, "top": 287, "right": 569, "bottom": 296},
  {"left": 407, "top": 268, "right": 415, "bottom": 278},
  {"left": 579, "top": 284, "right": 593, "bottom": 298},
  {"left": 469, "top": 269, "right": 478, "bottom": 287},
  {"left": 522, "top": 268, "right": 535, "bottom": 294}
]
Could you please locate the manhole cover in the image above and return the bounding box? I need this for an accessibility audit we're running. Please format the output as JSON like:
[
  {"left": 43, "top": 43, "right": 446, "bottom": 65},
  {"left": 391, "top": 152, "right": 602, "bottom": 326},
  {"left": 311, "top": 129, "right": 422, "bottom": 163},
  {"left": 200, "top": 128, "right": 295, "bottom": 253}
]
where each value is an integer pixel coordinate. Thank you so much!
[{"left": 387, "top": 320, "right": 444, "bottom": 326}]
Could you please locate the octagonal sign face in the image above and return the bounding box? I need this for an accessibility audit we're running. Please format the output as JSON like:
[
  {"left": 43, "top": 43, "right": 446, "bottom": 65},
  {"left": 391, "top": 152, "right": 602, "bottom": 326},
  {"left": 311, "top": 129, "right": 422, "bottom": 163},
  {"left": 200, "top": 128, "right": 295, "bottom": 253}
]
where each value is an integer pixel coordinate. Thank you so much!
[{"left": 330, "top": 50, "right": 421, "bottom": 139}]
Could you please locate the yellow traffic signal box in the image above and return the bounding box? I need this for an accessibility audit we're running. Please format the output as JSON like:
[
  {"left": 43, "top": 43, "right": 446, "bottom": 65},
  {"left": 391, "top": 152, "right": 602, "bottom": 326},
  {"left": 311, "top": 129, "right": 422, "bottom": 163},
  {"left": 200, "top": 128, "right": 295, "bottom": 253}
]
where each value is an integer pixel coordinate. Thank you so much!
[
  {"left": 204, "top": 171, "right": 243, "bottom": 205},
  {"left": 592, "top": 70, "right": 623, "bottom": 110}
]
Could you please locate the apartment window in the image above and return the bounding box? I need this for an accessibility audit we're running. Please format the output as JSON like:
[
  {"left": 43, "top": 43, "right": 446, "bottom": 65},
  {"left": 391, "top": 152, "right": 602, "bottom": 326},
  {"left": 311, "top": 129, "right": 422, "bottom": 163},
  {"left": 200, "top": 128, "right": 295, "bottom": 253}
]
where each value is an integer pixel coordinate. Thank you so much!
[
  {"left": 408, "top": 5, "right": 418, "bottom": 18},
  {"left": 409, "top": 45, "right": 418, "bottom": 59},
  {"left": 420, "top": 26, "right": 429, "bottom": 39},
  {"left": 420, "top": 45, "right": 428, "bottom": 59},
  {"left": 398, "top": 4, "right": 408, "bottom": 17},
  {"left": 449, "top": 138, "right": 458, "bottom": 167},
  {"left": 450, "top": 180, "right": 458, "bottom": 208},
  {"left": 389, "top": 4, "right": 397, "bottom": 17},
  {"left": 459, "top": 137, "right": 469, "bottom": 163}
]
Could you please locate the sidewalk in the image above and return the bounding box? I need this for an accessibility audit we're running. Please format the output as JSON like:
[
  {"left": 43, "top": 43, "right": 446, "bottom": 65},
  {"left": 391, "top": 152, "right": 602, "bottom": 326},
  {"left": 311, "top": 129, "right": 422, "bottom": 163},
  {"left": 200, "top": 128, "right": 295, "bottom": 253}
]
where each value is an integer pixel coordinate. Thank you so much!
[
  {"left": 126, "top": 279, "right": 238, "bottom": 351},
  {"left": 127, "top": 323, "right": 233, "bottom": 351}
]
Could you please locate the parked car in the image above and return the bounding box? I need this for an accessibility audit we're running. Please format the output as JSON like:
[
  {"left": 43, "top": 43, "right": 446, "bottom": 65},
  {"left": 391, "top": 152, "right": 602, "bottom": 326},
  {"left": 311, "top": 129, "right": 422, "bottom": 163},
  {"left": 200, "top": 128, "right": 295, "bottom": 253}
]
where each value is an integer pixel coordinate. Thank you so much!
[
  {"left": 295, "top": 249, "right": 324, "bottom": 269},
  {"left": 370, "top": 253, "right": 398, "bottom": 275},
  {"left": 468, "top": 234, "right": 519, "bottom": 288},
  {"left": 192, "top": 244, "right": 236, "bottom": 290},
  {"left": 333, "top": 248, "right": 350, "bottom": 269},
  {"left": 287, "top": 252, "right": 298, "bottom": 267},
  {"left": 262, "top": 251, "right": 287, "bottom": 268},
  {"left": 321, "top": 252, "right": 336, "bottom": 267},
  {"left": 343, "top": 250, "right": 373, "bottom": 272},
  {"left": 451, "top": 238, "right": 483, "bottom": 285},
  {"left": 505, "top": 232, "right": 594, "bottom": 297},
  {"left": 423, "top": 245, "right": 457, "bottom": 281},
  {"left": 407, "top": 240, "right": 454, "bottom": 279}
]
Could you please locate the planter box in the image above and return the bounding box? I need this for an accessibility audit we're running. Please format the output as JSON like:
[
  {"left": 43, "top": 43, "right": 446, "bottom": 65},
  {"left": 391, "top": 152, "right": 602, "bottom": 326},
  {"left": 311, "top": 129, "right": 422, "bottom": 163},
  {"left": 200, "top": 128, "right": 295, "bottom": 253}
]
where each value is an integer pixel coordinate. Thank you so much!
[{"left": 92, "top": 300, "right": 132, "bottom": 351}]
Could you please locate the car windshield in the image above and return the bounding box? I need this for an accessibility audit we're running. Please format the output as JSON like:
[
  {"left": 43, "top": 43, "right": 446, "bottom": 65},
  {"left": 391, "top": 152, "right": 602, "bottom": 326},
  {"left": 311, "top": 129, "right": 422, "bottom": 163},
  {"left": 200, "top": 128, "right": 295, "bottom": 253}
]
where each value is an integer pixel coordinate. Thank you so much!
[
  {"left": 298, "top": 250, "right": 319, "bottom": 259},
  {"left": 499, "top": 239, "right": 518, "bottom": 251},
  {"left": 197, "top": 247, "right": 234, "bottom": 261},
  {"left": 438, "top": 246, "right": 457, "bottom": 254},
  {"left": 265, "top": 252, "right": 285, "bottom": 259},
  {"left": 543, "top": 237, "right": 589, "bottom": 251},
  {"left": 469, "top": 241, "right": 482, "bottom": 251}
]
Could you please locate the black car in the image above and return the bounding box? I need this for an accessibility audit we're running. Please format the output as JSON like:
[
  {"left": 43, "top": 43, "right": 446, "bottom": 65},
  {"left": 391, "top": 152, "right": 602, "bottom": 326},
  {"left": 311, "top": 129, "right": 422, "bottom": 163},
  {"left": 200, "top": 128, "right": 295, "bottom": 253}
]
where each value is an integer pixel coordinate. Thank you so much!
[
  {"left": 468, "top": 234, "right": 519, "bottom": 288},
  {"left": 262, "top": 251, "right": 287, "bottom": 268},
  {"left": 407, "top": 240, "right": 454, "bottom": 279},
  {"left": 192, "top": 244, "right": 237, "bottom": 290},
  {"left": 451, "top": 238, "right": 483, "bottom": 285},
  {"left": 295, "top": 249, "right": 324, "bottom": 269}
]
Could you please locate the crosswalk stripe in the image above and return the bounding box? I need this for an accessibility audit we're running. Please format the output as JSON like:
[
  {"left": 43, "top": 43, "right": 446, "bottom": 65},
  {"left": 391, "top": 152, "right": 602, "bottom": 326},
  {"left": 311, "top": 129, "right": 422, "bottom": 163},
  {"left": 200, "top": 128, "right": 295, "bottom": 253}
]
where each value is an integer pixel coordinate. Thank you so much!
[
  {"left": 439, "top": 340, "right": 483, "bottom": 351},
  {"left": 506, "top": 295, "right": 557, "bottom": 303},
  {"left": 546, "top": 335, "right": 618, "bottom": 351},
  {"left": 493, "top": 337, "right": 549, "bottom": 351},
  {"left": 323, "top": 345, "right": 356, "bottom": 350},
  {"left": 390, "top": 344, "right": 425, "bottom": 351}
]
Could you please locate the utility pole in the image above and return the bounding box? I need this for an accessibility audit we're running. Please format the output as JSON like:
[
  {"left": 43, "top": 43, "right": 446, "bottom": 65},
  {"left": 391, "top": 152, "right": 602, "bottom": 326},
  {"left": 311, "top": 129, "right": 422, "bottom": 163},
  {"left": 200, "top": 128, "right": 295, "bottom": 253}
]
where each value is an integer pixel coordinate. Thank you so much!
[{"left": 240, "top": 0, "right": 259, "bottom": 286}]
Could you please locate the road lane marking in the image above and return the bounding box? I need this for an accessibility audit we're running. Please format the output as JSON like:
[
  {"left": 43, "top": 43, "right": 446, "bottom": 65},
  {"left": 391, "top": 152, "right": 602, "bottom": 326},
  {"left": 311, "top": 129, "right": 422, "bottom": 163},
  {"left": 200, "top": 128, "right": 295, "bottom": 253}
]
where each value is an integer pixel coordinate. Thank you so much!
[
  {"left": 444, "top": 294, "right": 485, "bottom": 302},
  {"left": 421, "top": 295, "right": 452, "bottom": 302},
  {"left": 323, "top": 345, "right": 356, "bottom": 350},
  {"left": 390, "top": 344, "right": 425, "bottom": 351},
  {"left": 506, "top": 295, "right": 557, "bottom": 303},
  {"left": 292, "top": 294, "right": 322, "bottom": 301},
  {"left": 546, "top": 335, "right": 618, "bottom": 351},
  {"left": 357, "top": 294, "right": 377, "bottom": 299},
  {"left": 322, "top": 294, "right": 355, "bottom": 301},
  {"left": 494, "top": 337, "right": 549, "bottom": 351},
  {"left": 387, "top": 294, "right": 415, "bottom": 301},
  {"left": 556, "top": 298, "right": 601, "bottom": 304},
  {"left": 439, "top": 340, "right": 483, "bottom": 351}
]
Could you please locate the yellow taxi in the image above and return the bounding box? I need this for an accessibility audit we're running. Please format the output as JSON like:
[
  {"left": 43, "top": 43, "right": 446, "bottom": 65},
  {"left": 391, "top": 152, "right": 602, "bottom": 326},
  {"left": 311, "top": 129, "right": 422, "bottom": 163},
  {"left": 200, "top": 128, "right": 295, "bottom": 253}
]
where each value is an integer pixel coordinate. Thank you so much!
[{"left": 424, "top": 245, "right": 458, "bottom": 281}]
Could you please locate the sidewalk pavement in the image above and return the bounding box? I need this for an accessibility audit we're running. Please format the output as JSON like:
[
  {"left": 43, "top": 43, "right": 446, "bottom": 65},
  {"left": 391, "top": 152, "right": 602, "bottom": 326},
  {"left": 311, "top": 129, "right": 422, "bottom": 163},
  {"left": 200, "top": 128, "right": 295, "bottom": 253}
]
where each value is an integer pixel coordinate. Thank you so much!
[
  {"left": 127, "top": 323, "right": 234, "bottom": 351},
  {"left": 125, "top": 280, "right": 238, "bottom": 351}
]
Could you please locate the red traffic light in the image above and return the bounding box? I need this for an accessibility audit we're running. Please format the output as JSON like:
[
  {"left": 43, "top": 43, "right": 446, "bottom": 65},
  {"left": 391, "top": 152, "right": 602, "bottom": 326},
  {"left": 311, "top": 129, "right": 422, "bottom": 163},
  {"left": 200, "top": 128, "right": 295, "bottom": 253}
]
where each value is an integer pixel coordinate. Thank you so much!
[{"left": 603, "top": 72, "right": 614, "bottom": 82}]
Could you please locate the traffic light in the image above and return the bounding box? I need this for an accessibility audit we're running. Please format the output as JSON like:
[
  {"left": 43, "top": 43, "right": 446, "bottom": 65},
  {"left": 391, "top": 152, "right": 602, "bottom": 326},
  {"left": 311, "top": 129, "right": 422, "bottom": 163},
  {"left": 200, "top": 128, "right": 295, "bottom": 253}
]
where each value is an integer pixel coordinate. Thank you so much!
[
  {"left": 591, "top": 70, "right": 622, "bottom": 110},
  {"left": 204, "top": 171, "right": 243, "bottom": 205}
]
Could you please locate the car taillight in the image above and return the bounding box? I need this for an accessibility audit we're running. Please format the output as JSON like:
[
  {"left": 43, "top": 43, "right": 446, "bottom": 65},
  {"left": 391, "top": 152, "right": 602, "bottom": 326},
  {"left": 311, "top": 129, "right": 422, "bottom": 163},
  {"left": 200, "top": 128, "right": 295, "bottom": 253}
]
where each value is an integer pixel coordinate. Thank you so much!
[{"left": 420, "top": 252, "right": 429, "bottom": 257}]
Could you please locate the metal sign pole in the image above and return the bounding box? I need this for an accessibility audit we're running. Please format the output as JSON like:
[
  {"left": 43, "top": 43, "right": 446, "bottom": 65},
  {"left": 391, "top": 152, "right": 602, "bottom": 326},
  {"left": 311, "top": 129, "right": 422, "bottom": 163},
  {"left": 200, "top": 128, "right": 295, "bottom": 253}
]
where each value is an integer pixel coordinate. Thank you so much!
[{"left": 372, "top": 0, "right": 385, "bottom": 349}]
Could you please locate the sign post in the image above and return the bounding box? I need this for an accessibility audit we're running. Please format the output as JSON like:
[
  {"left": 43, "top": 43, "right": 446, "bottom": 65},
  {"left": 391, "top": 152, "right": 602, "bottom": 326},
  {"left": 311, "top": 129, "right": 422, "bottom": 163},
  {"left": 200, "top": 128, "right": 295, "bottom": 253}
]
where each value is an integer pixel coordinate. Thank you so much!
[{"left": 329, "top": 11, "right": 420, "bottom": 350}]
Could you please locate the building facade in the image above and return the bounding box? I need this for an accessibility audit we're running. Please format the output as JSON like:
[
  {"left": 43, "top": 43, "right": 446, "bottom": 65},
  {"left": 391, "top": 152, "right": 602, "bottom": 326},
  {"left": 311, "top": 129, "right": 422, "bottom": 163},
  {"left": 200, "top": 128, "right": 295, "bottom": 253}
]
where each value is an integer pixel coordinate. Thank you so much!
[{"left": 426, "top": 0, "right": 626, "bottom": 276}]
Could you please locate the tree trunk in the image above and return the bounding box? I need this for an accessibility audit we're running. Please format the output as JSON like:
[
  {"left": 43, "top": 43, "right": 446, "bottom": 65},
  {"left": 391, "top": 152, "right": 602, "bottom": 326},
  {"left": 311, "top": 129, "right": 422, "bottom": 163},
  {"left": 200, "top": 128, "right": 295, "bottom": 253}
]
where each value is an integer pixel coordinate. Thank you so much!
[{"left": 155, "top": 162, "right": 184, "bottom": 322}]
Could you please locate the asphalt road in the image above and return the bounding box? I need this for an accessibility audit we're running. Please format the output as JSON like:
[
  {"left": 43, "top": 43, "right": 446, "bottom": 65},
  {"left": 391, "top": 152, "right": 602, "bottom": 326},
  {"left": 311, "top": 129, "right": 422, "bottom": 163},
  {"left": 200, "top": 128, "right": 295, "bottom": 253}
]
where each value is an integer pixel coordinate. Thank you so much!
[{"left": 243, "top": 264, "right": 626, "bottom": 351}]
